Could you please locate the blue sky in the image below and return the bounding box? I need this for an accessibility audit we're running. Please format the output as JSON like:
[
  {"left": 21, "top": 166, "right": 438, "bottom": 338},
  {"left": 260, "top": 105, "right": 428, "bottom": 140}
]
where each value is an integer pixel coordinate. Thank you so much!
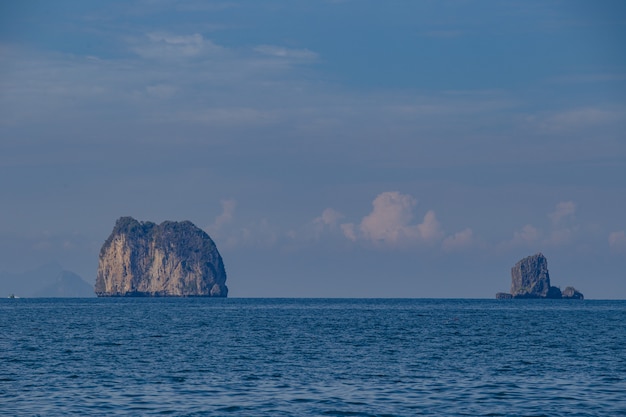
[{"left": 1, "top": 0, "right": 625, "bottom": 298}]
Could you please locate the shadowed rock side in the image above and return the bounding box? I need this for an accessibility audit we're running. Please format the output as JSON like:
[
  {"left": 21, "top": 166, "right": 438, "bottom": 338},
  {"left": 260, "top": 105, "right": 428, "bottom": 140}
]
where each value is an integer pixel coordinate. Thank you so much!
[
  {"left": 511, "top": 253, "right": 554, "bottom": 298},
  {"left": 497, "top": 253, "right": 583, "bottom": 299},
  {"left": 95, "top": 217, "right": 228, "bottom": 297}
]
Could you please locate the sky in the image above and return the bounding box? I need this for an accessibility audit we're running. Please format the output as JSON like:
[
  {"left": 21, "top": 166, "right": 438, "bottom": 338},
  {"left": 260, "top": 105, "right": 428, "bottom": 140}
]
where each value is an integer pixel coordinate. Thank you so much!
[{"left": 1, "top": 0, "right": 625, "bottom": 298}]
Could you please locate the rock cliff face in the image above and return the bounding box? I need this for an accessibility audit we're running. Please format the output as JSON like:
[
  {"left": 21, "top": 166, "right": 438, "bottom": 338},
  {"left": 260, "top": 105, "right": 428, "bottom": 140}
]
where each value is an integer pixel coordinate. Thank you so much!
[
  {"left": 95, "top": 217, "right": 228, "bottom": 297},
  {"left": 496, "top": 253, "right": 583, "bottom": 299},
  {"left": 510, "top": 253, "right": 554, "bottom": 298}
]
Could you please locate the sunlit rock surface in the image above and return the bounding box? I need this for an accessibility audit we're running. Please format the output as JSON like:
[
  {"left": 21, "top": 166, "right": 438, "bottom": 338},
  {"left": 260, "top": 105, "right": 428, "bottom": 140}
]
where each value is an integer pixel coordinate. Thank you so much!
[{"left": 95, "top": 217, "right": 227, "bottom": 297}]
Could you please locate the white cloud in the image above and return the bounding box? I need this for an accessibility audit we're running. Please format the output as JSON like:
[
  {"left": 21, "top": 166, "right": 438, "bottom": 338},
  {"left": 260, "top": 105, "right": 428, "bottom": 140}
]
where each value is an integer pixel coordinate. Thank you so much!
[
  {"left": 545, "top": 228, "right": 574, "bottom": 246},
  {"left": 239, "top": 219, "right": 277, "bottom": 246},
  {"left": 177, "top": 107, "right": 278, "bottom": 126},
  {"left": 359, "top": 192, "right": 417, "bottom": 243},
  {"left": 212, "top": 199, "right": 236, "bottom": 231},
  {"left": 341, "top": 223, "right": 357, "bottom": 242},
  {"left": 297, "top": 208, "right": 346, "bottom": 241},
  {"left": 417, "top": 210, "right": 443, "bottom": 242},
  {"left": 254, "top": 45, "right": 318, "bottom": 60},
  {"left": 503, "top": 202, "right": 582, "bottom": 249},
  {"left": 544, "top": 201, "right": 578, "bottom": 246},
  {"left": 609, "top": 231, "right": 626, "bottom": 252},
  {"left": 442, "top": 228, "right": 474, "bottom": 251},
  {"left": 497, "top": 223, "right": 542, "bottom": 251},
  {"left": 145, "top": 84, "right": 178, "bottom": 99},
  {"left": 205, "top": 199, "right": 236, "bottom": 244},
  {"left": 132, "top": 32, "right": 222, "bottom": 59},
  {"left": 217, "top": 218, "right": 278, "bottom": 249},
  {"left": 554, "top": 73, "right": 626, "bottom": 84},
  {"left": 316, "top": 208, "right": 343, "bottom": 226},
  {"left": 549, "top": 201, "right": 576, "bottom": 224},
  {"left": 532, "top": 107, "right": 626, "bottom": 132},
  {"left": 499, "top": 199, "right": 585, "bottom": 250},
  {"left": 341, "top": 191, "right": 444, "bottom": 246},
  {"left": 513, "top": 224, "right": 541, "bottom": 245},
  {"left": 285, "top": 208, "right": 346, "bottom": 243}
]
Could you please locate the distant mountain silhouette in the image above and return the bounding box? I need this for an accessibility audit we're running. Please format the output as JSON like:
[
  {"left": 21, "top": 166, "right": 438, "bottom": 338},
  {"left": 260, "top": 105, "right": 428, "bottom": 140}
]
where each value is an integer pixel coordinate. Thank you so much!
[
  {"left": 32, "top": 270, "right": 94, "bottom": 298},
  {"left": 0, "top": 263, "right": 94, "bottom": 297}
]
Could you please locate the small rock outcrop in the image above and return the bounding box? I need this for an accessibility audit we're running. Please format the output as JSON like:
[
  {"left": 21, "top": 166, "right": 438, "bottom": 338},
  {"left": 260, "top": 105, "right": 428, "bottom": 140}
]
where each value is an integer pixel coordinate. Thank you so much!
[
  {"left": 95, "top": 217, "right": 228, "bottom": 297},
  {"left": 496, "top": 253, "right": 583, "bottom": 299},
  {"left": 561, "top": 286, "right": 584, "bottom": 300}
]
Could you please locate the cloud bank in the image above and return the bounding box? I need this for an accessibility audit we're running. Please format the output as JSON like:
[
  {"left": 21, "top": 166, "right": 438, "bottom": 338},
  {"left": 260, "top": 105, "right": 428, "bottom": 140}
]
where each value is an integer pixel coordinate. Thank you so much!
[{"left": 340, "top": 192, "right": 445, "bottom": 246}]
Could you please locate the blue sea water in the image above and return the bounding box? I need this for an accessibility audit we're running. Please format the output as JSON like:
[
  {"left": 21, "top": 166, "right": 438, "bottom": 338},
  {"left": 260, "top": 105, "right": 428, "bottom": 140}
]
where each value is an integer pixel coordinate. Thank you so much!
[{"left": 1, "top": 298, "right": 625, "bottom": 416}]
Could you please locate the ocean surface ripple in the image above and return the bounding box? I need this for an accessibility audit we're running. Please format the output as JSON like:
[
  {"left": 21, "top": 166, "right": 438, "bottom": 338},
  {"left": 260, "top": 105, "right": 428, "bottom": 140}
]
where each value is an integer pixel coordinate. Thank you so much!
[{"left": 1, "top": 298, "right": 625, "bottom": 416}]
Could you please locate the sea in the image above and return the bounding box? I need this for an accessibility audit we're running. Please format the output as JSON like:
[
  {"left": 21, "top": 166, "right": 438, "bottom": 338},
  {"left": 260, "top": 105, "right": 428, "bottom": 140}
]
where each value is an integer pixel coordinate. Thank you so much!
[{"left": 1, "top": 298, "right": 625, "bottom": 416}]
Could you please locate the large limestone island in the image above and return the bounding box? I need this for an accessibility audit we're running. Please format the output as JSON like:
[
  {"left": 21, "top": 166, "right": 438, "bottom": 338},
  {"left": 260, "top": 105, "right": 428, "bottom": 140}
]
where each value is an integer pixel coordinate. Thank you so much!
[
  {"left": 95, "top": 217, "right": 228, "bottom": 297},
  {"left": 496, "top": 253, "right": 583, "bottom": 299}
]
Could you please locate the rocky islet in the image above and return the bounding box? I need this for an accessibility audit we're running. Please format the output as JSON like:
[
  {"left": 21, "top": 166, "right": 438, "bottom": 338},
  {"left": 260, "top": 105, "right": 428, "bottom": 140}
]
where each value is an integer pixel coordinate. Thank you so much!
[
  {"left": 95, "top": 217, "right": 228, "bottom": 297},
  {"left": 497, "top": 253, "right": 583, "bottom": 299}
]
